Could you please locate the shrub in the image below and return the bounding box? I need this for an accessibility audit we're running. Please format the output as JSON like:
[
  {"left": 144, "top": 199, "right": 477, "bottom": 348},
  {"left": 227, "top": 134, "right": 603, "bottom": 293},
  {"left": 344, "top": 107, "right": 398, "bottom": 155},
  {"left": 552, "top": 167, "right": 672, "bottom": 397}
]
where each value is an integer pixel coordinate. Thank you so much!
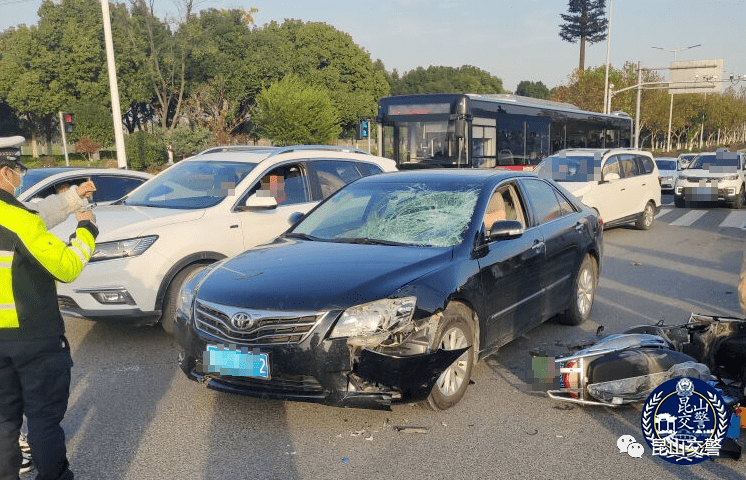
[{"left": 124, "top": 131, "right": 167, "bottom": 170}]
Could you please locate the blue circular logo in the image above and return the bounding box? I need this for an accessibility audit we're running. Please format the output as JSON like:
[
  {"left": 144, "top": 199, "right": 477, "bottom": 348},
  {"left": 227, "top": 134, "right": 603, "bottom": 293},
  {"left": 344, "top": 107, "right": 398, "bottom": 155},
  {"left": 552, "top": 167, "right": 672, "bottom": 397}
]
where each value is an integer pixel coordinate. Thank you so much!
[{"left": 641, "top": 377, "right": 729, "bottom": 465}]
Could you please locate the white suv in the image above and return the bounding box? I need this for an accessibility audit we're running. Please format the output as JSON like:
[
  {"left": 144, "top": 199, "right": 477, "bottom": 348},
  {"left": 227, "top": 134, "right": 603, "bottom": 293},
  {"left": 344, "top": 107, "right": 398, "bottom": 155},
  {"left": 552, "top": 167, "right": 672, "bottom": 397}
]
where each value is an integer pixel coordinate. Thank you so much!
[
  {"left": 52, "top": 146, "right": 397, "bottom": 333},
  {"left": 535, "top": 148, "right": 661, "bottom": 229},
  {"left": 673, "top": 149, "right": 746, "bottom": 209}
]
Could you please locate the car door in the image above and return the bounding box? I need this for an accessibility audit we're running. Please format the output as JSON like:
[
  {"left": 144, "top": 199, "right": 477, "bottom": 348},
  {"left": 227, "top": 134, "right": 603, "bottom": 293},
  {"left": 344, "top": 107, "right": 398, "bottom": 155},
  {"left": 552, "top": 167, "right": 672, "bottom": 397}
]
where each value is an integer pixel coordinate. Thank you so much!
[
  {"left": 478, "top": 181, "right": 546, "bottom": 349},
  {"left": 588, "top": 154, "right": 626, "bottom": 223},
  {"left": 237, "top": 162, "right": 317, "bottom": 249},
  {"left": 520, "top": 177, "right": 585, "bottom": 315}
]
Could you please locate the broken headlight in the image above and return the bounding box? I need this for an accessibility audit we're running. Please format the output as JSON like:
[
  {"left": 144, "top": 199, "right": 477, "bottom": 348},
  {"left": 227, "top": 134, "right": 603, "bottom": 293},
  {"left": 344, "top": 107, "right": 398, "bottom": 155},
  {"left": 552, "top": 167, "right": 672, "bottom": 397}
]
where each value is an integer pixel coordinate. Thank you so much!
[{"left": 330, "top": 297, "right": 416, "bottom": 338}]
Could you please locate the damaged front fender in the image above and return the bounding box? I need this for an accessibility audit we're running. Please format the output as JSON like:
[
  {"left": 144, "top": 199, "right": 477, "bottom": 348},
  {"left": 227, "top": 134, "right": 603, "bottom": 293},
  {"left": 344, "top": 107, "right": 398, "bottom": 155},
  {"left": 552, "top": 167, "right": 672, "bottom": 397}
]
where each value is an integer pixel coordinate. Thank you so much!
[{"left": 354, "top": 347, "right": 469, "bottom": 402}]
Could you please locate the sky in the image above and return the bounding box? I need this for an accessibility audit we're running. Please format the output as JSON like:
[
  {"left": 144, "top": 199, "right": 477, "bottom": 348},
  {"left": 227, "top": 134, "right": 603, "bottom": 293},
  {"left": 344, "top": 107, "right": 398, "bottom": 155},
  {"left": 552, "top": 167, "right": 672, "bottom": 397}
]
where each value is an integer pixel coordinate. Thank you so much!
[{"left": 0, "top": 0, "right": 744, "bottom": 93}]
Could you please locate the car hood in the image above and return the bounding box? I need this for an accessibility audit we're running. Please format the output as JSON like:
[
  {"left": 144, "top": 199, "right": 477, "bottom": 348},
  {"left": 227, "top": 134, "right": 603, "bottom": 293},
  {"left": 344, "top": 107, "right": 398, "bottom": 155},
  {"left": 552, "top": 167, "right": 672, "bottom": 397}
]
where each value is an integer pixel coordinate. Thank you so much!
[
  {"left": 196, "top": 238, "right": 453, "bottom": 311},
  {"left": 680, "top": 169, "right": 738, "bottom": 179},
  {"left": 49, "top": 204, "right": 205, "bottom": 242},
  {"left": 557, "top": 181, "right": 593, "bottom": 198}
]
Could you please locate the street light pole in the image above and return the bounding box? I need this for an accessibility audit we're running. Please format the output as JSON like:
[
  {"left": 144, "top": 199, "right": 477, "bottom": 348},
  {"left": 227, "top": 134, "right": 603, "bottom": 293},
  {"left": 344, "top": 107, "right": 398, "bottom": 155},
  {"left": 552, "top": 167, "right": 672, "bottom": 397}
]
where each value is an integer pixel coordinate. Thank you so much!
[
  {"left": 101, "top": 0, "right": 127, "bottom": 169},
  {"left": 602, "top": 0, "right": 613, "bottom": 114}
]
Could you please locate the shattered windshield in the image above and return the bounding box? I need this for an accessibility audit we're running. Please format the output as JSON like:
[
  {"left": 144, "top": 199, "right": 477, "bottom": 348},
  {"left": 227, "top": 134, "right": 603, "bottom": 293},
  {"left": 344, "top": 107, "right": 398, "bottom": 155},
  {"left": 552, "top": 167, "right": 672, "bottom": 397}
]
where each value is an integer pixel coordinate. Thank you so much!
[
  {"left": 291, "top": 181, "right": 481, "bottom": 247},
  {"left": 122, "top": 161, "right": 256, "bottom": 209},
  {"left": 535, "top": 154, "right": 601, "bottom": 182}
]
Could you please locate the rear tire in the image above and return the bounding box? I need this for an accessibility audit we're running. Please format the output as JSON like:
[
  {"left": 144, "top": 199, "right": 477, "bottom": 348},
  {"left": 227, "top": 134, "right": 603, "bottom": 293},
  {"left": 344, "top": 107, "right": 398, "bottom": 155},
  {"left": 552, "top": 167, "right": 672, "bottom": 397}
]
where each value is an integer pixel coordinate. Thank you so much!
[
  {"left": 635, "top": 201, "right": 655, "bottom": 230},
  {"left": 161, "top": 263, "right": 208, "bottom": 335},
  {"left": 426, "top": 306, "right": 474, "bottom": 411},
  {"left": 560, "top": 255, "right": 597, "bottom": 326}
]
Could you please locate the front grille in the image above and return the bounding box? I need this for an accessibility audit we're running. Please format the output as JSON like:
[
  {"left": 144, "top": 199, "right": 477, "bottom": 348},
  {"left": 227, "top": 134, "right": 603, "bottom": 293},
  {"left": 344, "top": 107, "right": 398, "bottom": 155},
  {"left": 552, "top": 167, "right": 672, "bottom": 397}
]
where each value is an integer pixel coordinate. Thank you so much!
[
  {"left": 58, "top": 295, "right": 80, "bottom": 310},
  {"left": 194, "top": 299, "right": 324, "bottom": 345},
  {"left": 212, "top": 373, "right": 325, "bottom": 395}
]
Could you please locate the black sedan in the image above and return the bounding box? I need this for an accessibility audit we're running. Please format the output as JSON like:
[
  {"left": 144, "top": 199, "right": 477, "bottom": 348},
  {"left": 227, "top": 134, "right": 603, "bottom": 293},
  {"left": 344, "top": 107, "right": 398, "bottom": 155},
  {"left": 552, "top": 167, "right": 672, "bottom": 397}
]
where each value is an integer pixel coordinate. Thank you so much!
[{"left": 174, "top": 170, "right": 603, "bottom": 410}]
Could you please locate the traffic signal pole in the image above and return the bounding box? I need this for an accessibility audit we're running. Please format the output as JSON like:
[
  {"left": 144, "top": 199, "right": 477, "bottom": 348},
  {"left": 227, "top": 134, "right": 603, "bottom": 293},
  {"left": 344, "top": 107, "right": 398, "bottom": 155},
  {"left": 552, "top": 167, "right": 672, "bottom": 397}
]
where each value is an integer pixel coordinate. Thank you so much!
[{"left": 58, "top": 111, "right": 70, "bottom": 166}]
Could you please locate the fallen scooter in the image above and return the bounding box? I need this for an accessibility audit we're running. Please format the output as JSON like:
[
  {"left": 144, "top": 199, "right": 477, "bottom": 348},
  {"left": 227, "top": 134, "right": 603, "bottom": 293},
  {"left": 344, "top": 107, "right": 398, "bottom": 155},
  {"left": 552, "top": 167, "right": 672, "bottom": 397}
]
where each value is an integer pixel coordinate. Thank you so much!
[{"left": 547, "top": 313, "right": 746, "bottom": 407}]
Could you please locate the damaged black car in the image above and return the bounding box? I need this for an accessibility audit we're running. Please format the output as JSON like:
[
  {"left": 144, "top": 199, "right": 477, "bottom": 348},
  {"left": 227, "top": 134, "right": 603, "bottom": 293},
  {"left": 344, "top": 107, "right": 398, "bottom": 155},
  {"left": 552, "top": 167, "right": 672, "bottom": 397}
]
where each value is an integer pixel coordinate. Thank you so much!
[{"left": 174, "top": 170, "right": 603, "bottom": 410}]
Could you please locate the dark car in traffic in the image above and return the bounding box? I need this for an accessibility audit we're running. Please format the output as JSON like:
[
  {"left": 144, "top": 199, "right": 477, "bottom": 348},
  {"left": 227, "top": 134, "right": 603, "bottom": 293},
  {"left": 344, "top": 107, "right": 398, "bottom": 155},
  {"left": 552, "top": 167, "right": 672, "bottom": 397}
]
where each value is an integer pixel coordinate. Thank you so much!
[{"left": 174, "top": 170, "right": 603, "bottom": 410}]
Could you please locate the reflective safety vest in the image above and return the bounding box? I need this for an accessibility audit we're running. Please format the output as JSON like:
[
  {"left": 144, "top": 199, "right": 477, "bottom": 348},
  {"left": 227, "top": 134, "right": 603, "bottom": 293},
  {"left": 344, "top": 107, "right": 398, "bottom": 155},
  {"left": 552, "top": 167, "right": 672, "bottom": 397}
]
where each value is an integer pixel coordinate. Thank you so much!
[{"left": 0, "top": 189, "right": 97, "bottom": 340}]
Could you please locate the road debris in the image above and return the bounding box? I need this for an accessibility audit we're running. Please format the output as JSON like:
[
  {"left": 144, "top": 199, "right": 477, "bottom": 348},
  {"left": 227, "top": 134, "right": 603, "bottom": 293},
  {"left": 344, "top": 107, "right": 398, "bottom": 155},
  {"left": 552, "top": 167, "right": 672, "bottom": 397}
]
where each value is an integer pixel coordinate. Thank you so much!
[{"left": 394, "top": 426, "right": 430, "bottom": 434}]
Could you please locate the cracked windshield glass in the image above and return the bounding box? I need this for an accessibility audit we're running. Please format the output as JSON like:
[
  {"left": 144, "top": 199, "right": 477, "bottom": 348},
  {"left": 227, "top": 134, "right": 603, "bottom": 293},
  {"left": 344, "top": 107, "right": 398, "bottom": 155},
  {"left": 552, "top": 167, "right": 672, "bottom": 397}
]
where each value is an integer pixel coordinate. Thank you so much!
[{"left": 292, "top": 182, "right": 481, "bottom": 247}]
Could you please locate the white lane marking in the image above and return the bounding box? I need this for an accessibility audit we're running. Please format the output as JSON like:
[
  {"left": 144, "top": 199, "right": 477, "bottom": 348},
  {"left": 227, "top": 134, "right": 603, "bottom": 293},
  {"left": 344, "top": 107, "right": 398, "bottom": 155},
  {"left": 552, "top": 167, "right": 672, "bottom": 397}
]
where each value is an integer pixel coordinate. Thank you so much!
[
  {"left": 655, "top": 207, "right": 672, "bottom": 219},
  {"left": 719, "top": 211, "right": 746, "bottom": 229},
  {"left": 669, "top": 210, "right": 707, "bottom": 226}
]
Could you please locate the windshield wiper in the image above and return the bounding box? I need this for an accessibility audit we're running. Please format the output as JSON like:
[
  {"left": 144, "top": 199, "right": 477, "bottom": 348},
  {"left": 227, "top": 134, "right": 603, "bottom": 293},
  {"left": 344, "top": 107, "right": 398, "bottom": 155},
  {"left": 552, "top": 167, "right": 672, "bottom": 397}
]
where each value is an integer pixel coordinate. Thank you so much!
[
  {"left": 334, "top": 237, "right": 408, "bottom": 246},
  {"left": 285, "top": 232, "right": 321, "bottom": 241}
]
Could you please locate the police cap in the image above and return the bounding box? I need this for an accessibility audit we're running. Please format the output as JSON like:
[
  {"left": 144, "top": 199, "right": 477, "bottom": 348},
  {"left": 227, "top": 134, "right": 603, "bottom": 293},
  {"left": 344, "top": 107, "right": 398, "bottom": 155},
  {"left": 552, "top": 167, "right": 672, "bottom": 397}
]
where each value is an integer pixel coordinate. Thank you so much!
[{"left": 0, "top": 136, "right": 27, "bottom": 173}]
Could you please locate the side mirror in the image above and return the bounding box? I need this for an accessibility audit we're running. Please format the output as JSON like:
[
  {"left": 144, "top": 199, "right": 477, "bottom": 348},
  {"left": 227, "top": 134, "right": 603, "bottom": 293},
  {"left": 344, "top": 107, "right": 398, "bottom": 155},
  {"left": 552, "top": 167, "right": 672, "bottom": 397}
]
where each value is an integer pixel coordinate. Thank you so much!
[
  {"left": 454, "top": 118, "right": 467, "bottom": 138},
  {"left": 603, "top": 172, "right": 620, "bottom": 182},
  {"left": 487, "top": 220, "right": 524, "bottom": 241},
  {"left": 239, "top": 193, "right": 278, "bottom": 211},
  {"left": 288, "top": 212, "right": 305, "bottom": 226}
]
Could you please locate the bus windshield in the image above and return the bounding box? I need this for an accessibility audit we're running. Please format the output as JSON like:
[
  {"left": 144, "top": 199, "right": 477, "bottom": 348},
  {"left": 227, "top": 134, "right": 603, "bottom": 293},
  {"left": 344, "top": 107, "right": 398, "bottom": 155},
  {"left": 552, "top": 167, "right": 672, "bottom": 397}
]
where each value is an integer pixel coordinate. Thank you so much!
[{"left": 382, "top": 119, "right": 467, "bottom": 167}]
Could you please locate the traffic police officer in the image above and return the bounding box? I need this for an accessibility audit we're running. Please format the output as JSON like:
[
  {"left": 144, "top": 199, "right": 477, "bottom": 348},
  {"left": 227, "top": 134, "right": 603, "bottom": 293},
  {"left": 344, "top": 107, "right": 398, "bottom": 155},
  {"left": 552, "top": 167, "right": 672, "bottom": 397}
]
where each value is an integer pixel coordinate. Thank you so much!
[{"left": 0, "top": 136, "right": 98, "bottom": 480}]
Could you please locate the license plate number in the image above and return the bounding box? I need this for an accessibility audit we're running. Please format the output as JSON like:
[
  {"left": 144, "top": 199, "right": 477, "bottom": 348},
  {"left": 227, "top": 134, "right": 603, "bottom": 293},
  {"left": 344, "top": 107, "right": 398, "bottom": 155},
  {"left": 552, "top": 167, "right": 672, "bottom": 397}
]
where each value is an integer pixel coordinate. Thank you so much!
[{"left": 204, "top": 345, "right": 269, "bottom": 378}]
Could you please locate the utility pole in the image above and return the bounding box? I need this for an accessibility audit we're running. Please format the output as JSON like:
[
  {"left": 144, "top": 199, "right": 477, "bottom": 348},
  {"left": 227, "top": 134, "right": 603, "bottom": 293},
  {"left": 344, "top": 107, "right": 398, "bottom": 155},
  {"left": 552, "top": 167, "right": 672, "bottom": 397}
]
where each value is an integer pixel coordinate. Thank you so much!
[
  {"left": 602, "top": 0, "right": 613, "bottom": 114},
  {"left": 101, "top": 0, "right": 127, "bottom": 169}
]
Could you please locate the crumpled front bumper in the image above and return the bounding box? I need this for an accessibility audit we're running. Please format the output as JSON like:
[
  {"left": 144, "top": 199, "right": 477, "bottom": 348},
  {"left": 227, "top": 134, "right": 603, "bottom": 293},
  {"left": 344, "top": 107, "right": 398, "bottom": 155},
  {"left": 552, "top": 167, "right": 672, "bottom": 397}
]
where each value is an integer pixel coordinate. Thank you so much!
[{"left": 175, "top": 313, "right": 466, "bottom": 410}]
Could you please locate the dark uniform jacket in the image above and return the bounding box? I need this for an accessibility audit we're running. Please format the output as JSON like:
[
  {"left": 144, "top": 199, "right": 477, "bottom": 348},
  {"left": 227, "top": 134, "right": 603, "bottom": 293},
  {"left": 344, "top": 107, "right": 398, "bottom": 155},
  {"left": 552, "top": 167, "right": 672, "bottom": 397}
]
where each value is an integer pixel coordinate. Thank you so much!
[{"left": 0, "top": 189, "right": 97, "bottom": 341}]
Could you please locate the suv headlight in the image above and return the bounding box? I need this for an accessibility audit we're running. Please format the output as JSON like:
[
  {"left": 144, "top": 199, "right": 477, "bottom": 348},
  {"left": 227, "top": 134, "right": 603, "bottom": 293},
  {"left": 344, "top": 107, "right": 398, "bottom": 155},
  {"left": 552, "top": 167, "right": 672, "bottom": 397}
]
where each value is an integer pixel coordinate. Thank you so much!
[
  {"left": 723, "top": 174, "right": 739, "bottom": 181},
  {"left": 330, "top": 297, "right": 416, "bottom": 338},
  {"left": 90, "top": 235, "right": 158, "bottom": 262}
]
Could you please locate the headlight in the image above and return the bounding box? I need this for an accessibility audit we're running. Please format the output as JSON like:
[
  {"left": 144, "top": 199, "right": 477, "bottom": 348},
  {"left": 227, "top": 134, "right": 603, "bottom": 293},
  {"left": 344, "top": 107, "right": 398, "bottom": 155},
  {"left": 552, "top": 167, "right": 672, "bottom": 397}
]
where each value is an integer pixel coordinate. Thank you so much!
[
  {"left": 723, "top": 174, "right": 739, "bottom": 181},
  {"left": 90, "top": 235, "right": 158, "bottom": 262},
  {"left": 176, "top": 282, "right": 196, "bottom": 318},
  {"left": 678, "top": 175, "right": 689, "bottom": 181},
  {"left": 330, "top": 297, "right": 417, "bottom": 338}
]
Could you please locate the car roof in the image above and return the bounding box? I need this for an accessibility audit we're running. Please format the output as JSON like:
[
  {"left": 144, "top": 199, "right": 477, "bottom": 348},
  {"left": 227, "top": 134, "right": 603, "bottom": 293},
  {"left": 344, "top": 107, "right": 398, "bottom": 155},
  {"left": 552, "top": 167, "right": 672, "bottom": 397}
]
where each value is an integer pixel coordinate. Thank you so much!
[
  {"left": 552, "top": 148, "right": 650, "bottom": 156},
  {"left": 36, "top": 167, "right": 153, "bottom": 179},
  {"left": 185, "top": 145, "right": 383, "bottom": 164},
  {"left": 356, "top": 168, "right": 535, "bottom": 184}
]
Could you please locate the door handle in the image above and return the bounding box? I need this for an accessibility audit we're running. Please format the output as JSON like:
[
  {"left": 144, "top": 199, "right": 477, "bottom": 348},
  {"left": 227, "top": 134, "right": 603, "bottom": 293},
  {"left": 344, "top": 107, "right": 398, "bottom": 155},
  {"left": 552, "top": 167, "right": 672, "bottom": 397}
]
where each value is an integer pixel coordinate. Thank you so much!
[{"left": 531, "top": 241, "right": 545, "bottom": 252}]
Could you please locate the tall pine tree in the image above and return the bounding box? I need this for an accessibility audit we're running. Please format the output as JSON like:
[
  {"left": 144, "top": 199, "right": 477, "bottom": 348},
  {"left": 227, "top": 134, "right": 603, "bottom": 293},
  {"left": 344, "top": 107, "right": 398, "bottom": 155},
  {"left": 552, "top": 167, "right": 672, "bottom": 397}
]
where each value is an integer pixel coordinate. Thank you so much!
[{"left": 559, "top": 0, "right": 608, "bottom": 71}]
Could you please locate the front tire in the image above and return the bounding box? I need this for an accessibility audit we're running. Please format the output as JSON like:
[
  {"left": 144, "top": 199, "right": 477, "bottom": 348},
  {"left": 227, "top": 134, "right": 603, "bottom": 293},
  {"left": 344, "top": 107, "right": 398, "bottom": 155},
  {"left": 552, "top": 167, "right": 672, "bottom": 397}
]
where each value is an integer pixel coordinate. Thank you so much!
[
  {"left": 732, "top": 186, "right": 744, "bottom": 209},
  {"left": 426, "top": 306, "right": 474, "bottom": 411},
  {"left": 674, "top": 196, "right": 685, "bottom": 208},
  {"left": 635, "top": 201, "right": 655, "bottom": 230},
  {"left": 161, "top": 263, "right": 208, "bottom": 335},
  {"left": 560, "top": 255, "right": 597, "bottom": 326}
]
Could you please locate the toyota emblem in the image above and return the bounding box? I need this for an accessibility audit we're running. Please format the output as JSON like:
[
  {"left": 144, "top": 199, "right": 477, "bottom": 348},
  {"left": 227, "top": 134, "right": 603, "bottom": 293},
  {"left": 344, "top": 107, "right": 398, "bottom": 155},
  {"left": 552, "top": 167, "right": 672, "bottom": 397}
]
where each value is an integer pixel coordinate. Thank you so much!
[{"left": 230, "top": 312, "right": 254, "bottom": 330}]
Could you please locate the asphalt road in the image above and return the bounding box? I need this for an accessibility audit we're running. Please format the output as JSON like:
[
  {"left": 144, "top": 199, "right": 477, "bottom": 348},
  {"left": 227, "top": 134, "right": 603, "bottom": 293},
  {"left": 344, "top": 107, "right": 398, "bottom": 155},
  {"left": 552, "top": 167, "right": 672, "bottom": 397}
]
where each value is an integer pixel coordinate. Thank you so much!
[{"left": 21, "top": 195, "right": 746, "bottom": 480}]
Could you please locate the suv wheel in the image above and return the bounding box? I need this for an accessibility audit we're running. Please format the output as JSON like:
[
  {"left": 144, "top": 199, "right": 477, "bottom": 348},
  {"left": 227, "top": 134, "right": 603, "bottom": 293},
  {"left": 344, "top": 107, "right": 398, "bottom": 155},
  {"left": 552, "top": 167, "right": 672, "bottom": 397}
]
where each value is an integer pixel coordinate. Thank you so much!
[
  {"left": 161, "top": 263, "right": 208, "bottom": 334},
  {"left": 635, "top": 201, "right": 655, "bottom": 230},
  {"left": 674, "top": 196, "right": 685, "bottom": 208},
  {"left": 732, "top": 186, "right": 745, "bottom": 209}
]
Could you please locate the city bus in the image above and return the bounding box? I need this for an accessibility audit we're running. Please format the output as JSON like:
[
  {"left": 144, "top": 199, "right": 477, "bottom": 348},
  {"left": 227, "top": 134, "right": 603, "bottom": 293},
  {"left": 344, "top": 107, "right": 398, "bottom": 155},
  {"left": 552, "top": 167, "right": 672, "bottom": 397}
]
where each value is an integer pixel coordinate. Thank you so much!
[{"left": 376, "top": 93, "right": 633, "bottom": 170}]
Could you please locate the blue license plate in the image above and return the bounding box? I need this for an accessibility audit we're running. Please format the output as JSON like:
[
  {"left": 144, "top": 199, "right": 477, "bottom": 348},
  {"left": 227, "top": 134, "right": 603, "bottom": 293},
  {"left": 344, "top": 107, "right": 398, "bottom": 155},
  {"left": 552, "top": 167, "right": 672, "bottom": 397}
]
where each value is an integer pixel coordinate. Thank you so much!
[{"left": 204, "top": 344, "right": 269, "bottom": 379}]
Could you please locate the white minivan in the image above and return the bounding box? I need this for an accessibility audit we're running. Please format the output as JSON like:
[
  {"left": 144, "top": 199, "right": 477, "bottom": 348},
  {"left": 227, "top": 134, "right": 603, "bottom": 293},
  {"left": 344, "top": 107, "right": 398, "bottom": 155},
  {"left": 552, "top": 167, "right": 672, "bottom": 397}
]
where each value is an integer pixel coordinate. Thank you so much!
[
  {"left": 52, "top": 146, "right": 397, "bottom": 333},
  {"left": 535, "top": 148, "right": 661, "bottom": 229}
]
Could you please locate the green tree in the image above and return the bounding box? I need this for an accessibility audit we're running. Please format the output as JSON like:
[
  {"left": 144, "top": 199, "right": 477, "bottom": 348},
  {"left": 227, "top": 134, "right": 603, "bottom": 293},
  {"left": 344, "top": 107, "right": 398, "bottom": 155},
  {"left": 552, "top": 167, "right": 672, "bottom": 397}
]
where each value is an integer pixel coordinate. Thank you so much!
[
  {"left": 390, "top": 65, "right": 504, "bottom": 95},
  {"left": 516, "top": 81, "right": 550, "bottom": 99},
  {"left": 253, "top": 75, "right": 340, "bottom": 146},
  {"left": 559, "top": 0, "right": 608, "bottom": 70}
]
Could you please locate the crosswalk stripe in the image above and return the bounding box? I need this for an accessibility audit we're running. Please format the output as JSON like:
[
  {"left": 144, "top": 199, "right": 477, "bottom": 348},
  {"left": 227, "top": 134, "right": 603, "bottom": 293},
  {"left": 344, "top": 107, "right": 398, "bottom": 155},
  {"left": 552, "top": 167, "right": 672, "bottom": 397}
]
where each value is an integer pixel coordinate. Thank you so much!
[
  {"left": 655, "top": 207, "right": 672, "bottom": 219},
  {"left": 669, "top": 210, "right": 707, "bottom": 226},
  {"left": 719, "top": 211, "right": 746, "bottom": 229}
]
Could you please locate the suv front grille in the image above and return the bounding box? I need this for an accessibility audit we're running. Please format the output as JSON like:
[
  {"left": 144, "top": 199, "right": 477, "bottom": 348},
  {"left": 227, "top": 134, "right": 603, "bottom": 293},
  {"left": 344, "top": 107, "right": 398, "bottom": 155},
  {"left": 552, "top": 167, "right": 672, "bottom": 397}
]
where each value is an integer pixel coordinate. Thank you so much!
[{"left": 194, "top": 299, "right": 324, "bottom": 345}]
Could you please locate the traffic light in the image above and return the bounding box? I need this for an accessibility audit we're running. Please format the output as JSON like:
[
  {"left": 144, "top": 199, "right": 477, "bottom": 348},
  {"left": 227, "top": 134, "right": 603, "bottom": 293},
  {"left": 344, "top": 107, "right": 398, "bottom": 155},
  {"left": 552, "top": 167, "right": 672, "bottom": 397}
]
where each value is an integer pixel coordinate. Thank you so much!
[
  {"left": 63, "top": 113, "right": 74, "bottom": 133},
  {"left": 356, "top": 119, "right": 369, "bottom": 140}
]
